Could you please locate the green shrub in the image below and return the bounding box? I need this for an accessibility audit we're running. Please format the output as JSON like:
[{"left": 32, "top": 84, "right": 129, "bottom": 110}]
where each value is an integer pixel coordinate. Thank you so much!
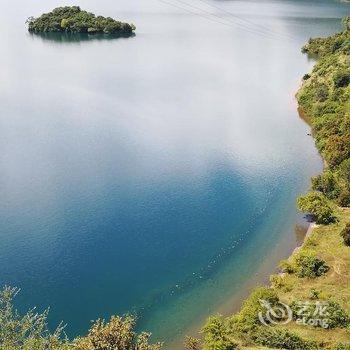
[
  {"left": 297, "top": 192, "right": 337, "bottom": 224},
  {"left": 315, "top": 84, "right": 329, "bottom": 102},
  {"left": 290, "top": 300, "right": 350, "bottom": 329},
  {"left": 324, "top": 301, "right": 350, "bottom": 328},
  {"left": 334, "top": 70, "right": 350, "bottom": 88},
  {"left": 324, "top": 134, "right": 350, "bottom": 168},
  {"left": 0, "top": 286, "right": 70, "bottom": 350},
  {"left": 341, "top": 222, "right": 350, "bottom": 246},
  {"left": 281, "top": 252, "right": 329, "bottom": 278},
  {"left": 0, "top": 286, "right": 162, "bottom": 350},
  {"left": 337, "top": 189, "right": 350, "bottom": 207},
  {"left": 309, "top": 288, "right": 321, "bottom": 300},
  {"left": 270, "top": 274, "right": 292, "bottom": 291},
  {"left": 229, "top": 287, "right": 279, "bottom": 334},
  {"left": 75, "top": 315, "right": 162, "bottom": 350},
  {"left": 202, "top": 316, "right": 238, "bottom": 350},
  {"left": 252, "top": 328, "right": 318, "bottom": 350},
  {"left": 279, "top": 259, "right": 294, "bottom": 273},
  {"left": 294, "top": 252, "right": 329, "bottom": 278},
  {"left": 311, "top": 171, "right": 340, "bottom": 200}
]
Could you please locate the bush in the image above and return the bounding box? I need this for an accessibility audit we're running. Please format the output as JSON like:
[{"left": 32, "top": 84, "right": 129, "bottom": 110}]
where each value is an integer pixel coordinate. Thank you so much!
[
  {"left": 311, "top": 171, "right": 340, "bottom": 200},
  {"left": 324, "top": 134, "right": 350, "bottom": 168},
  {"left": 341, "top": 222, "right": 350, "bottom": 246},
  {"left": 0, "top": 286, "right": 69, "bottom": 350},
  {"left": 229, "top": 287, "right": 280, "bottom": 334},
  {"left": 74, "top": 316, "right": 162, "bottom": 350},
  {"left": 315, "top": 84, "right": 329, "bottom": 102},
  {"left": 297, "top": 192, "right": 337, "bottom": 224},
  {"left": 291, "top": 300, "right": 350, "bottom": 329},
  {"left": 308, "top": 288, "right": 327, "bottom": 300},
  {"left": 280, "top": 251, "right": 329, "bottom": 278},
  {"left": 324, "top": 301, "right": 350, "bottom": 328},
  {"left": 270, "top": 274, "right": 292, "bottom": 291},
  {"left": 202, "top": 316, "right": 238, "bottom": 350},
  {"left": 279, "top": 259, "right": 294, "bottom": 274},
  {"left": 0, "top": 286, "right": 162, "bottom": 350},
  {"left": 294, "top": 252, "right": 329, "bottom": 278},
  {"left": 252, "top": 328, "right": 318, "bottom": 350},
  {"left": 337, "top": 189, "right": 350, "bottom": 207},
  {"left": 334, "top": 70, "right": 350, "bottom": 88}
]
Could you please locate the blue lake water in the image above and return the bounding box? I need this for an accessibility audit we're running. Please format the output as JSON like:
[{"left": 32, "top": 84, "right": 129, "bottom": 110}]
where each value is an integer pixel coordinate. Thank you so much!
[{"left": 0, "top": 0, "right": 348, "bottom": 346}]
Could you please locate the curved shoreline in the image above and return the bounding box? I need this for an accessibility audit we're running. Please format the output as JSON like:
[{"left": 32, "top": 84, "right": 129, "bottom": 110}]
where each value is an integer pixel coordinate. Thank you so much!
[{"left": 194, "top": 15, "right": 350, "bottom": 349}]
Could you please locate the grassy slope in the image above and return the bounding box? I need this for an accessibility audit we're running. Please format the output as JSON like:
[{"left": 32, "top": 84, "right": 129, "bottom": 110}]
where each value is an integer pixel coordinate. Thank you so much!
[
  {"left": 236, "top": 210, "right": 350, "bottom": 349},
  {"left": 262, "top": 209, "right": 350, "bottom": 348}
]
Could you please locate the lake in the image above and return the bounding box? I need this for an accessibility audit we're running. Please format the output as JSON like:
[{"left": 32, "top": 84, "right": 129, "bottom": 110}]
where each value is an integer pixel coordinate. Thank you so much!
[{"left": 0, "top": 0, "right": 348, "bottom": 346}]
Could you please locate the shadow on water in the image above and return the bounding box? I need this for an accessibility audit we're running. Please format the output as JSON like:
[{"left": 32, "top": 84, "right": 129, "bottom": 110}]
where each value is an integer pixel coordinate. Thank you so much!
[{"left": 28, "top": 31, "right": 135, "bottom": 43}]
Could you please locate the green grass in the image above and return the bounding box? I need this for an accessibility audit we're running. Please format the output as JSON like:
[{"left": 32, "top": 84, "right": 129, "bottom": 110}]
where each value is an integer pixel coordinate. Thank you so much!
[{"left": 269, "top": 209, "right": 350, "bottom": 348}]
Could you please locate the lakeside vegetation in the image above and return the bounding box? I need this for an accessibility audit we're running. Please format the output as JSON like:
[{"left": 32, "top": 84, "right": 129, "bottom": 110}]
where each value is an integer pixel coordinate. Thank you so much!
[
  {"left": 27, "top": 6, "right": 135, "bottom": 35},
  {"left": 187, "top": 16, "right": 350, "bottom": 350},
  {"left": 0, "top": 286, "right": 162, "bottom": 350},
  {"left": 296, "top": 16, "right": 350, "bottom": 224}
]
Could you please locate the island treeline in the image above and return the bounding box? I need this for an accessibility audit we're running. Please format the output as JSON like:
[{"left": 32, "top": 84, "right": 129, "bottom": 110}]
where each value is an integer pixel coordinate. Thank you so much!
[
  {"left": 27, "top": 6, "right": 136, "bottom": 35},
  {"left": 186, "top": 16, "right": 350, "bottom": 350}
]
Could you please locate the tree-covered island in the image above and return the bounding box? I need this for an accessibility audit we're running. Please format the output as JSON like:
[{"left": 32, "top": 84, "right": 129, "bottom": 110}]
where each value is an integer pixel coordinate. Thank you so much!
[{"left": 27, "top": 6, "right": 136, "bottom": 35}]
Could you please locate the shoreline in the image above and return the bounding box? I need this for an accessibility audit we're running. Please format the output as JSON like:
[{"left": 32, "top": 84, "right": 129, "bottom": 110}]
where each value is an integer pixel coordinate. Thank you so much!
[
  {"left": 197, "top": 15, "right": 350, "bottom": 348},
  {"left": 167, "top": 84, "right": 324, "bottom": 350},
  {"left": 167, "top": 221, "right": 313, "bottom": 349},
  {"left": 291, "top": 222, "right": 316, "bottom": 256},
  {"left": 176, "top": 34, "right": 327, "bottom": 350}
]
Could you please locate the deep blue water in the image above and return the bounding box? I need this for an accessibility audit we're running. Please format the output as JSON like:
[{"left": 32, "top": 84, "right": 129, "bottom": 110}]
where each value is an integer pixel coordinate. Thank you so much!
[{"left": 0, "top": 0, "right": 348, "bottom": 346}]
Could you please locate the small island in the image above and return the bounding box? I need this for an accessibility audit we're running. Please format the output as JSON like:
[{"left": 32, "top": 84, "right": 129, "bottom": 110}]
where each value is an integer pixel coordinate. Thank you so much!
[{"left": 27, "top": 6, "right": 136, "bottom": 35}]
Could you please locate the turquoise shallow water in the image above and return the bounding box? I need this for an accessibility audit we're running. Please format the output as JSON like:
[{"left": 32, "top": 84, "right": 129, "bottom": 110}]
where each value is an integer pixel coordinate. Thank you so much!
[{"left": 0, "top": 0, "right": 348, "bottom": 346}]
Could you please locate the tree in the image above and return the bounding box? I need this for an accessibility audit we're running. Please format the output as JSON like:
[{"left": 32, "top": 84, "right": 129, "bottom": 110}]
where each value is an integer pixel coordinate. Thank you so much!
[
  {"left": 324, "top": 134, "right": 350, "bottom": 168},
  {"left": 202, "top": 316, "right": 237, "bottom": 350},
  {"left": 297, "top": 191, "right": 337, "bottom": 224},
  {"left": 0, "top": 286, "right": 69, "bottom": 350},
  {"left": 74, "top": 316, "right": 162, "bottom": 350},
  {"left": 0, "top": 287, "right": 162, "bottom": 350},
  {"left": 311, "top": 171, "right": 339, "bottom": 199}
]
